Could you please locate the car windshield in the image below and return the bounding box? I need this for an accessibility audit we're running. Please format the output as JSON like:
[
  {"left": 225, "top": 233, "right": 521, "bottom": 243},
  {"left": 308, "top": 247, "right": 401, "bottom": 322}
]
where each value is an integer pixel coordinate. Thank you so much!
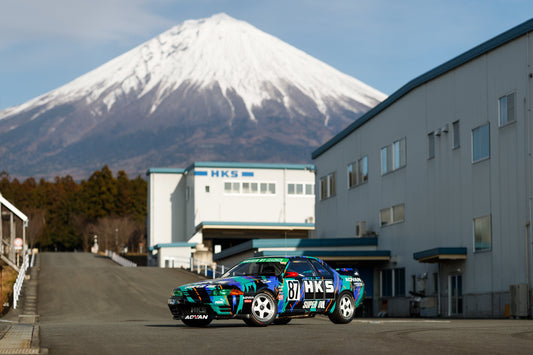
[{"left": 222, "top": 258, "right": 288, "bottom": 277}]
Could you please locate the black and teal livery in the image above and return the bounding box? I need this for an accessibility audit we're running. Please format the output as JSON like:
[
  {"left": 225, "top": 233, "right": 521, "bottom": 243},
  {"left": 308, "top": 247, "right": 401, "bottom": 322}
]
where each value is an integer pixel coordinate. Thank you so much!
[{"left": 168, "top": 256, "right": 365, "bottom": 327}]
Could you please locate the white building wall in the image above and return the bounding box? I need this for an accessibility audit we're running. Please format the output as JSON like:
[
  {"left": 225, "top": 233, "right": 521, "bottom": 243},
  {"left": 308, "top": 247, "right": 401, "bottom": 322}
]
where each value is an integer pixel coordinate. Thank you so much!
[
  {"left": 192, "top": 167, "right": 315, "bottom": 225},
  {"left": 147, "top": 171, "right": 185, "bottom": 248},
  {"left": 148, "top": 164, "right": 315, "bottom": 250},
  {"left": 314, "top": 28, "right": 533, "bottom": 317}
]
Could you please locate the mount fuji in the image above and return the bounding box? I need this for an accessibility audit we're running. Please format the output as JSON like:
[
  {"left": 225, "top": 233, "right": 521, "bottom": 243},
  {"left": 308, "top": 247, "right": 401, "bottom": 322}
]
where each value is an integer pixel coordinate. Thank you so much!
[{"left": 0, "top": 13, "right": 386, "bottom": 179}]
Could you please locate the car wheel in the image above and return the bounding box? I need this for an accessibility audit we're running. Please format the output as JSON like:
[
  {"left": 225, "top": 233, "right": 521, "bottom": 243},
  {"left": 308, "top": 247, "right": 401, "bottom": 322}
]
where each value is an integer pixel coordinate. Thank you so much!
[
  {"left": 181, "top": 317, "right": 212, "bottom": 327},
  {"left": 273, "top": 317, "right": 291, "bottom": 325},
  {"left": 329, "top": 292, "right": 355, "bottom": 324},
  {"left": 247, "top": 292, "right": 277, "bottom": 326}
]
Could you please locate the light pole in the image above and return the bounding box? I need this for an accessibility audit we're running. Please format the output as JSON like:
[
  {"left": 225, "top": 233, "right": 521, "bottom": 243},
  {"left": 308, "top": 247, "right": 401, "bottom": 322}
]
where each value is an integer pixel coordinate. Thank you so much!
[{"left": 115, "top": 228, "right": 118, "bottom": 252}]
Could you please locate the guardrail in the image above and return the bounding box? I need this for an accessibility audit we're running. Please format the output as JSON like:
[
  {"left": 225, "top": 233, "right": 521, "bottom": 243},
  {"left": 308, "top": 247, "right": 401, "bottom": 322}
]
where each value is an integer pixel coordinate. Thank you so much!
[
  {"left": 161, "top": 255, "right": 226, "bottom": 279},
  {"left": 105, "top": 250, "right": 137, "bottom": 267},
  {"left": 13, "top": 253, "right": 30, "bottom": 309},
  {"left": 190, "top": 258, "right": 226, "bottom": 279}
]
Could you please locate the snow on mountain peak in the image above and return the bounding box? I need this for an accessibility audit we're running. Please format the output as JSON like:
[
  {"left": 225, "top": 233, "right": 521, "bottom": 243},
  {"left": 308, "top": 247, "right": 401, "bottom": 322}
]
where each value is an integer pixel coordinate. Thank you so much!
[{"left": 0, "top": 13, "right": 386, "bottom": 122}]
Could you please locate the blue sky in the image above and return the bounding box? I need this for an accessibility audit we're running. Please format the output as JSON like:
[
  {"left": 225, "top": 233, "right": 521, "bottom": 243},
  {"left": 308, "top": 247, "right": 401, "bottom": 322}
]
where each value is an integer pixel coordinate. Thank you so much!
[{"left": 0, "top": 0, "right": 531, "bottom": 110}]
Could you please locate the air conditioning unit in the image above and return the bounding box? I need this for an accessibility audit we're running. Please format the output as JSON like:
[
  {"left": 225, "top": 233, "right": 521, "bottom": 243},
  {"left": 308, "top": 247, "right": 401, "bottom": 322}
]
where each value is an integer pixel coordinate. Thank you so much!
[
  {"left": 510, "top": 284, "right": 528, "bottom": 318},
  {"left": 355, "top": 221, "right": 367, "bottom": 238}
]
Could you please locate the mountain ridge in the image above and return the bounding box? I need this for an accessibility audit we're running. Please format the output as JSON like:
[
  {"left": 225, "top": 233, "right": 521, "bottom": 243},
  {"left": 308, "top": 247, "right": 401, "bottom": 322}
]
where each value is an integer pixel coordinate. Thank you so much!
[{"left": 0, "top": 13, "right": 386, "bottom": 179}]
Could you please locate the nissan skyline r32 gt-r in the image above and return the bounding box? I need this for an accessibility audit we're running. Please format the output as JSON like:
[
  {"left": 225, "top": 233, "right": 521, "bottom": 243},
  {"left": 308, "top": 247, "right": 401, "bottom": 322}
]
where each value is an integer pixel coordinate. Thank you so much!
[{"left": 168, "top": 256, "right": 365, "bottom": 327}]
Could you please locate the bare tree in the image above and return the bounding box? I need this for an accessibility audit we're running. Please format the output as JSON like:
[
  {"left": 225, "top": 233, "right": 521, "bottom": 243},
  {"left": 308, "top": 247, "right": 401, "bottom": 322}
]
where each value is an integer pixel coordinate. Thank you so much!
[
  {"left": 90, "top": 216, "right": 139, "bottom": 253},
  {"left": 25, "top": 208, "right": 46, "bottom": 249}
]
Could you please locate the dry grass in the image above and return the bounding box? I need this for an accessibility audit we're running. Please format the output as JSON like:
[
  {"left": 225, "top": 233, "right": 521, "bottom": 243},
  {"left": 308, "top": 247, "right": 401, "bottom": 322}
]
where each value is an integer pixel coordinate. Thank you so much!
[{"left": 0, "top": 265, "right": 18, "bottom": 316}]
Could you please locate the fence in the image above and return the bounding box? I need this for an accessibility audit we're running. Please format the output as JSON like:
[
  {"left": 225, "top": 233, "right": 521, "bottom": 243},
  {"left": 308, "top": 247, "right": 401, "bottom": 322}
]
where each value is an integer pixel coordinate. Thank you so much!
[
  {"left": 105, "top": 250, "right": 137, "bottom": 267},
  {"left": 13, "top": 253, "right": 30, "bottom": 309},
  {"left": 189, "top": 258, "right": 226, "bottom": 279},
  {"left": 163, "top": 256, "right": 226, "bottom": 279}
]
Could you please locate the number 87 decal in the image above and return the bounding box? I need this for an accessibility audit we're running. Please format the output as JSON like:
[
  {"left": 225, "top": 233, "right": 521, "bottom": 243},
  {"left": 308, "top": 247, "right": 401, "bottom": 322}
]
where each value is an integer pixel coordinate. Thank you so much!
[{"left": 286, "top": 280, "right": 300, "bottom": 301}]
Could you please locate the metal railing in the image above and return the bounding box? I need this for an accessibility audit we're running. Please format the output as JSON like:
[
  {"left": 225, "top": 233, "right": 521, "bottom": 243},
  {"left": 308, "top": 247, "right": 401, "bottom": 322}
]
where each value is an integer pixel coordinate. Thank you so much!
[
  {"left": 161, "top": 255, "right": 226, "bottom": 279},
  {"left": 13, "top": 253, "right": 30, "bottom": 309},
  {"left": 189, "top": 258, "right": 226, "bottom": 279},
  {"left": 105, "top": 250, "right": 137, "bottom": 267}
]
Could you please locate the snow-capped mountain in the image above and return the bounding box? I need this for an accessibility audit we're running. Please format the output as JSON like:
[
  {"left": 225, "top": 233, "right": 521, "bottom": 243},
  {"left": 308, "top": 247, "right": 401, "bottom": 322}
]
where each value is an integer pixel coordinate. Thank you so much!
[{"left": 0, "top": 13, "right": 386, "bottom": 179}]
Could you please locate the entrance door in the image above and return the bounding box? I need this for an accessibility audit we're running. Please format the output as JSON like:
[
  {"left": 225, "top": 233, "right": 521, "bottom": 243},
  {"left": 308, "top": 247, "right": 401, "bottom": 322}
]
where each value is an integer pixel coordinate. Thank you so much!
[
  {"left": 164, "top": 258, "right": 175, "bottom": 268},
  {"left": 448, "top": 274, "right": 463, "bottom": 316}
]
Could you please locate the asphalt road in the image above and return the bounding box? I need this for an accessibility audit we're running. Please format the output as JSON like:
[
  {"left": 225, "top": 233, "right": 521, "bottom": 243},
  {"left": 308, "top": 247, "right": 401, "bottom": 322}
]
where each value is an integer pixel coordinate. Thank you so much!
[{"left": 38, "top": 252, "right": 533, "bottom": 354}]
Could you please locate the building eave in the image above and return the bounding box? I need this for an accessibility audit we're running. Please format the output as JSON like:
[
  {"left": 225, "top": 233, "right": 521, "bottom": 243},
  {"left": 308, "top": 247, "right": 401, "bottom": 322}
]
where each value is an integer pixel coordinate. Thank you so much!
[{"left": 312, "top": 17, "right": 533, "bottom": 160}]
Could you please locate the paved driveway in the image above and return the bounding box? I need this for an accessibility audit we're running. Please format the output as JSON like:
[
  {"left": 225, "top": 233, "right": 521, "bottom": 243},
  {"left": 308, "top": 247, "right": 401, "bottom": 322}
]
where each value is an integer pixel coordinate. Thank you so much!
[{"left": 38, "top": 252, "right": 533, "bottom": 354}]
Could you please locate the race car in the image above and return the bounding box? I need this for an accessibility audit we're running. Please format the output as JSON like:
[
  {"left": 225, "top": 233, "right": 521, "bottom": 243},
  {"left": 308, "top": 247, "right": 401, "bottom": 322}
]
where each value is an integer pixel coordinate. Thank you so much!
[{"left": 168, "top": 256, "right": 365, "bottom": 327}]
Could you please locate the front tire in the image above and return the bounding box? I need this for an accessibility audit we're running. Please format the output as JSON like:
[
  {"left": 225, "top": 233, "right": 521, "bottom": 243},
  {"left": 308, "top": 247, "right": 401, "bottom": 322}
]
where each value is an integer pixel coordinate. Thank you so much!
[
  {"left": 246, "top": 292, "right": 277, "bottom": 326},
  {"left": 329, "top": 292, "right": 355, "bottom": 324}
]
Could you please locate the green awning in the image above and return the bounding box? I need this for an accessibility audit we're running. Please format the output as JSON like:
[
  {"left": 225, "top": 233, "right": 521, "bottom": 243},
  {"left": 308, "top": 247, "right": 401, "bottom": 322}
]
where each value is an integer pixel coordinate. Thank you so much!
[{"left": 413, "top": 247, "right": 467, "bottom": 263}]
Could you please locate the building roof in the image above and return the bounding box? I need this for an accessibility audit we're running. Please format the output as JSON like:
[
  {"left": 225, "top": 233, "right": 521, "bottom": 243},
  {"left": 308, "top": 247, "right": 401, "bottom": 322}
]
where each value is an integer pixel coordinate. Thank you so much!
[
  {"left": 312, "top": 18, "right": 533, "bottom": 160},
  {"left": 256, "top": 250, "right": 391, "bottom": 261},
  {"left": 213, "top": 237, "right": 378, "bottom": 261},
  {"left": 0, "top": 193, "right": 28, "bottom": 224},
  {"left": 196, "top": 221, "right": 314, "bottom": 231},
  {"left": 147, "top": 162, "right": 315, "bottom": 176},
  {"left": 150, "top": 242, "right": 197, "bottom": 251}
]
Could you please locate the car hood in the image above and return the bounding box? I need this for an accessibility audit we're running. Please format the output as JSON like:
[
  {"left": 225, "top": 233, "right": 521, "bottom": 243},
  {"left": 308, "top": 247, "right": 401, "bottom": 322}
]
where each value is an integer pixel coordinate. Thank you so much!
[{"left": 178, "top": 275, "right": 278, "bottom": 293}]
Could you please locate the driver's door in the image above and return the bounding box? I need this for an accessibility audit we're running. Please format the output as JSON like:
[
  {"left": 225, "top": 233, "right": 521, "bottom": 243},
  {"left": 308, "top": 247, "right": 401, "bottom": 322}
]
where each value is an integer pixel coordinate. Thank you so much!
[{"left": 281, "top": 259, "right": 317, "bottom": 314}]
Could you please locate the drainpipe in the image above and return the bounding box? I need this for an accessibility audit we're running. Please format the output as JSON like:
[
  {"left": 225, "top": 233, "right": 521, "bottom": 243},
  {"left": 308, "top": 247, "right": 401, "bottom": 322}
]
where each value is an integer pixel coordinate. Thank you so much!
[
  {"left": 283, "top": 168, "right": 287, "bottom": 223},
  {"left": 437, "top": 263, "right": 441, "bottom": 317},
  {"left": 527, "top": 32, "right": 532, "bottom": 317}
]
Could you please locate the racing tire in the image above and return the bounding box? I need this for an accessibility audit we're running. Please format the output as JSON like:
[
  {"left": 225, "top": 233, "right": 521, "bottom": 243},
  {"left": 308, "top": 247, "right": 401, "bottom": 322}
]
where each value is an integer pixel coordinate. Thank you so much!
[
  {"left": 246, "top": 292, "right": 278, "bottom": 326},
  {"left": 328, "top": 292, "right": 355, "bottom": 324},
  {"left": 181, "top": 317, "right": 213, "bottom": 327},
  {"left": 273, "top": 317, "right": 292, "bottom": 325}
]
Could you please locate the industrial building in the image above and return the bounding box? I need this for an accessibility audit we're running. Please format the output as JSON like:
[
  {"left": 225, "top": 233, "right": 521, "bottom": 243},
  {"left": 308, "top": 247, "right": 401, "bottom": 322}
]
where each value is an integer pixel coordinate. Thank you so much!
[
  {"left": 146, "top": 162, "right": 316, "bottom": 268},
  {"left": 312, "top": 18, "right": 533, "bottom": 318}
]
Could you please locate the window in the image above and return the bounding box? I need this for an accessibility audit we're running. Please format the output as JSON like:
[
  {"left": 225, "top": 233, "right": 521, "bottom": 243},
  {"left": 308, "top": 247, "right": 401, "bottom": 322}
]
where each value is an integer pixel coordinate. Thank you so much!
[
  {"left": 288, "top": 183, "right": 314, "bottom": 196},
  {"left": 286, "top": 260, "right": 316, "bottom": 277},
  {"left": 472, "top": 123, "right": 490, "bottom": 162},
  {"left": 225, "top": 181, "right": 274, "bottom": 194},
  {"left": 474, "top": 215, "right": 492, "bottom": 252},
  {"left": 260, "top": 182, "right": 276, "bottom": 194},
  {"left": 380, "top": 204, "right": 405, "bottom": 226},
  {"left": 394, "top": 268, "right": 406, "bottom": 296},
  {"left": 381, "top": 269, "right": 393, "bottom": 297},
  {"left": 381, "top": 268, "right": 405, "bottom": 297},
  {"left": 310, "top": 259, "right": 333, "bottom": 278},
  {"left": 381, "top": 138, "right": 406, "bottom": 174},
  {"left": 205, "top": 186, "right": 210, "bottom": 193},
  {"left": 499, "top": 92, "right": 516, "bottom": 126},
  {"left": 348, "top": 156, "right": 368, "bottom": 188},
  {"left": 224, "top": 182, "right": 240, "bottom": 194},
  {"left": 452, "top": 120, "right": 460, "bottom": 149},
  {"left": 320, "top": 172, "right": 336, "bottom": 200},
  {"left": 427, "top": 132, "right": 435, "bottom": 159}
]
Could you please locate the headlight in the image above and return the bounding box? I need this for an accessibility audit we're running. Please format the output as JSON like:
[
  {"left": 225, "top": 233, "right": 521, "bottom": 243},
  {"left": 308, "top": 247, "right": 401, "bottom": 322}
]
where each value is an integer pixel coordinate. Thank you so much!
[
  {"left": 212, "top": 289, "right": 243, "bottom": 296},
  {"left": 172, "top": 289, "right": 183, "bottom": 297}
]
